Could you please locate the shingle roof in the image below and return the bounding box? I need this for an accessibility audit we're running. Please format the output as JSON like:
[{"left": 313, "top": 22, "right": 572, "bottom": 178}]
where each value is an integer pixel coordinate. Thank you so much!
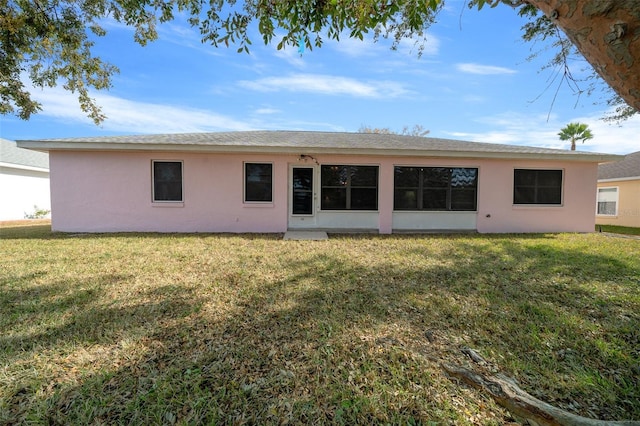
[
  {"left": 17, "top": 130, "right": 620, "bottom": 162},
  {"left": 598, "top": 150, "right": 640, "bottom": 180},
  {"left": 0, "top": 138, "right": 49, "bottom": 170}
]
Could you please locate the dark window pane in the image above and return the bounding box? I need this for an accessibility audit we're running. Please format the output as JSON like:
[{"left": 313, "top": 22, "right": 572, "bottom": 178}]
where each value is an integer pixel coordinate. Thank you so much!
[
  {"left": 321, "top": 188, "right": 347, "bottom": 210},
  {"left": 394, "top": 167, "right": 419, "bottom": 187},
  {"left": 514, "top": 187, "right": 535, "bottom": 204},
  {"left": 537, "top": 187, "right": 562, "bottom": 204},
  {"left": 451, "top": 189, "right": 477, "bottom": 210},
  {"left": 351, "top": 188, "right": 377, "bottom": 210},
  {"left": 245, "top": 163, "right": 272, "bottom": 202},
  {"left": 153, "top": 161, "right": 182, "bottom": 201},
  {"left": 393, "top": 166, "right": 477, "bottom": 211},
  {"left": 394, "top": 189, "right": 418, "bottom": 210},
  {"left": 537, "top": 170, "right": 563, "bottom": 187},
  {"left": 423, "top": 189, "right": 447, "bottom": 209},
  {"left": 321, "top": 165, "right": 379, "bottom": 210},
  {"left": 514, "top": 169, "right": 562, "bottom": 205},
  {"left": 423, "top": 168, "right": 449, "bottom": 188},
  {"left": 351, "top": 166, "right": 378, "bottom": 186},
  {"left": 514, "top": 169, "right": 536, "bottom": 186},
  {"left": 321, "top": 165, "right": 348, "bottom": 186}
]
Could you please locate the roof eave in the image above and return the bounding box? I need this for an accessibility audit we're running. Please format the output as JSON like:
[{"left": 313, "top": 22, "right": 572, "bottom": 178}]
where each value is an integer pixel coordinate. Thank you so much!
[
  {"left": 0, "top": 161, "right": 49, "bottom": 173},
  {"left": 598, "top": 176, "right": 640, "bottom": 183},
  {"left": 16, "top": 141, "right": 621, "bottom": 163}
]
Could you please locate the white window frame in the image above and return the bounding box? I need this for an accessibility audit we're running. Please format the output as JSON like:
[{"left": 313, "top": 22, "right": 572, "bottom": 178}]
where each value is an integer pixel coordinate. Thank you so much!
[
  {"left": 596, "top": 186, "right": 619, "bottom": 216},
  {"left": 513, "top": 168, "right": 564, "bottom": 206},
  {"left": 320, "top": 164, "right": 379, "bottom": 211},
  {"left": 152, "top": 160, "right": 184, "bottom": 203},
  {"left": 244, "top": 162, "right": 274, "bottom": 204},
  {"left": 393, "top": 166, "right": 478, "bottom": 212}
]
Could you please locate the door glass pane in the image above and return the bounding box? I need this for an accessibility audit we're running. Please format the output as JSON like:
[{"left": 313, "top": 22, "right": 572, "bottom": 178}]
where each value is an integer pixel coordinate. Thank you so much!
[
  {"left": 293, "top": 168, "right": 313, "bottom": 191},
  {"left": 292, "top": 168, "right": 313, "bottom": 215}
]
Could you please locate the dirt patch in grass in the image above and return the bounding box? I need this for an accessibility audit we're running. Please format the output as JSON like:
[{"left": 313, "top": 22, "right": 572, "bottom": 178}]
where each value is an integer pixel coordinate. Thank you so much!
[{"left": 1, "top": 230, "right": 639, "bottom": 424}]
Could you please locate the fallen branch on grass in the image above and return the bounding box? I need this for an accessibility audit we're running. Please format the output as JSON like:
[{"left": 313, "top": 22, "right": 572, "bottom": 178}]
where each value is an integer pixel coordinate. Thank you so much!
[{"left": 442, "top": 363, "right": 640, "bottom": 426}]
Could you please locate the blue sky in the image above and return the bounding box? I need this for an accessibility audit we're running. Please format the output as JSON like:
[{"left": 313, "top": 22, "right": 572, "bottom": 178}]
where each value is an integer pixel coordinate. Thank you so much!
[{"left": 1, "top": 1, "right": 639, "bottom": 154}]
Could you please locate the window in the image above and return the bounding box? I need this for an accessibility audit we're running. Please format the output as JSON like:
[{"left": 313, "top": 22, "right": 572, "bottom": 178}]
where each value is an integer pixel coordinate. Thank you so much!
[
  {"left": 394, "top": 166, "right": 478, "bottom": 211},
  {"left": 245, "top": 163, "right": 273, "bottom": 202},
  {"left": 321, "top": 165, "right": 378, "bottom": 210},
  {"left": 152, "top": 161, "right": 183, "bottom": 202},
  {"left": 513, "top": 169, "right": 563, "bottom": 205},
  {"left": 597, "top": 187, "right": 618, "bottom": 215}
]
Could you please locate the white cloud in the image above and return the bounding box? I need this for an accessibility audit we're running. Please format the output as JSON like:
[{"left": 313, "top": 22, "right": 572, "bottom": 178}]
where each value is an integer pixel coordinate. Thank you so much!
[
  {"left": 443, "top": 110, "right": 640, "bottom": 155},
  {"left": 272, "top": 45, "right": 307, "bottom": 68},
  {"left": 29, "top": 85, "right": 252, "bottom": 133},
  {"left": 238, "top": 73, "right": 411, "bottom": 98},
  {"left": 327, "top": 31, "right": 440, "bottom": 59},
  {"left": 396, "top": 34, "right": 441, "bottom": 57},
  {"left": 254, "top": 107, "right": 281, "bottom": 115},
  {"left": 456, "top": 63, "right": 517, "bottom": 75}
]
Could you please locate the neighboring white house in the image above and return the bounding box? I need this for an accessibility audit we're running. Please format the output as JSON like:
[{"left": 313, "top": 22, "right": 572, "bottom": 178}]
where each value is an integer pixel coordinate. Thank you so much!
[{"left": 0, "top": 138, "right": 50, "bottom": 221}]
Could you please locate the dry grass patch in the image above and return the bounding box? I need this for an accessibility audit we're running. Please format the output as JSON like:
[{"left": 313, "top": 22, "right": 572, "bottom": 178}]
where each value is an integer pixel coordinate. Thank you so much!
[{"left": 1, "top": 224, "right": 639, "bottom": 424}]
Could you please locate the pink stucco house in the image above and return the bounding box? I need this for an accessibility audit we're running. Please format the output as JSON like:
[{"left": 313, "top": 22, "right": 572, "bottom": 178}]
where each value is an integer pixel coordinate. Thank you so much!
[{"left": 17, "top": 131, "right": 619, "bottom": 234}]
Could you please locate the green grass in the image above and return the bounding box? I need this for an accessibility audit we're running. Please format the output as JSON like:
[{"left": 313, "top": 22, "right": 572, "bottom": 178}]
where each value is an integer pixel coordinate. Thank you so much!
[
  {"left": 596, "top": 224, "right": 640, "bottom": 236},
  {"left": 1, "top": 223, "right": 639, "bottom": 424}
]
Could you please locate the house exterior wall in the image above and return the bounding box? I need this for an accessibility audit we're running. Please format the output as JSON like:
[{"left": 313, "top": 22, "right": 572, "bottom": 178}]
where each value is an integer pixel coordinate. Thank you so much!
[
  {"left": 0, "top": 166, "right": 50, "bottom": 221},
  {"left": 49, "top": 150, "right": 599, "bottom": 233},
  {"left": 596, "top": 179, "right": 640, "bottom": 228}
]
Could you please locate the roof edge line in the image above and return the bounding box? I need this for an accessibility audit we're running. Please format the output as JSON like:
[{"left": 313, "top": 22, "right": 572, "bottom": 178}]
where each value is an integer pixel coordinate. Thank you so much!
[
  {"left": 15, "top": 141, "right": 620, "bottom": 162},
  {"left": 598, "top": 176, "right": 640, "bottom": 183}
]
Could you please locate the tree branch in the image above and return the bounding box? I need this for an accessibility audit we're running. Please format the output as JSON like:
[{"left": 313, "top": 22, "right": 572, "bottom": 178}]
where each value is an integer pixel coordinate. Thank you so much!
[{"left": 442, "top": 363, "right": 640, "bottom": 426}]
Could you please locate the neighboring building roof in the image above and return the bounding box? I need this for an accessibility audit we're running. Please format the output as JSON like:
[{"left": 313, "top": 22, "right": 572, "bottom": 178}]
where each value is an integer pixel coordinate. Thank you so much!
[
  {"left": 598, "top": 150, "right": 640, "bottom": 180},
  {"left": 0, "top": 138, "right": 49, "bottom": 171},
  {"left": 17, "top": 130, "right": 620, "bottom": 163}
]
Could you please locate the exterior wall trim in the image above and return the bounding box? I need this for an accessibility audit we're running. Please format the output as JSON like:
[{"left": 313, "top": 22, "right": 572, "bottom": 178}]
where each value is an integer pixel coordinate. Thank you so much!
[{"left": 598, "top": 176, "right": 640, "bottom": 183}]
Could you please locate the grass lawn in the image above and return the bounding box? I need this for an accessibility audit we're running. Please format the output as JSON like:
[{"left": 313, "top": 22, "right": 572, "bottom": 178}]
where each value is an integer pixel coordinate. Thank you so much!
[
  {"left": 1, "top": 223, "right": 639, "bottom": 424},
  {"left": 596, "top": 224, "right": 640, "bottom": 236}
]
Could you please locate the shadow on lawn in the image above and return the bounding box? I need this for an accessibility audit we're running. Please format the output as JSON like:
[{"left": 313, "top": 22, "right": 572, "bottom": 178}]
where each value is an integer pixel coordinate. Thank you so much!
[
  {"left": 0, "top": 275, "right": 201, "bottom": 357},
  {"left": 4, "top": 235, "right": 639, "bottom": 424}
]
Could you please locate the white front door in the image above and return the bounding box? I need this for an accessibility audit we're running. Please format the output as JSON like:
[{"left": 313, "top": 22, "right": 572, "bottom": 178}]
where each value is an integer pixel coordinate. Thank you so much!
[{"left": 288, "top": 166, "right": 317, "bottom": 229}]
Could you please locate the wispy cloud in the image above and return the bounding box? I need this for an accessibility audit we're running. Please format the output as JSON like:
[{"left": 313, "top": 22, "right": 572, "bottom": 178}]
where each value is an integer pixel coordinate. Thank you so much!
[
  {"left": 29, "top": 85, "right": 252, "bottom": 134},
  {"left": 327, "top": 31, "right": 440, "bottom": 59},
  {"left": 272, "top": 45, "right": 307, "bottom": 68},
  {"left": 444, "top": 110, "right": 640, "bottom": 154},
  {"left": 456, "top": 63, "right": 517, "bottom": 75},
  {"left": 238, "top": 73, "right": 411, "bottom": 98},
  {"left": 253, "top": 107, "right": 281, "bottom": 115}
]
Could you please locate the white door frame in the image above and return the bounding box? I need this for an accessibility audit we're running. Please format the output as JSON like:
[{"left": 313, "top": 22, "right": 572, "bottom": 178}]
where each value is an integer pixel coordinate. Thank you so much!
[{"left": 288, "top": 164, "right": 317, "bottom": 229}]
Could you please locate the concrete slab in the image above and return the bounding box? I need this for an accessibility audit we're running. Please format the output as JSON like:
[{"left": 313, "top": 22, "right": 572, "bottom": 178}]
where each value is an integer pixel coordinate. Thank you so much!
[{"left": 283, "top": 231, "right": 329, "bottom": 241}]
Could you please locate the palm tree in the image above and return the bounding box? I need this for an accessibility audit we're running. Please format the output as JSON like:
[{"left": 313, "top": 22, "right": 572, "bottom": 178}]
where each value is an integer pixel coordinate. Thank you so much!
[{"left": 558, "top": 122, "right": 594, "bottom": 151}]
